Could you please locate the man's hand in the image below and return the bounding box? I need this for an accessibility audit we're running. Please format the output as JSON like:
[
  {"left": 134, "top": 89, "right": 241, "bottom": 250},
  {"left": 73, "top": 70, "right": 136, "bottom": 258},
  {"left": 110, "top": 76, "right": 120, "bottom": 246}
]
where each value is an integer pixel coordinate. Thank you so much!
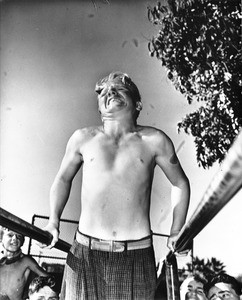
[
  {"left": 167, "top": 232, "right": 178, "bottom": 252},
  {"left": 39, "top": 222, "right": 60, "bottom": 249},
  {"left": 167, "top": 233, "right": 191, "bottom": 256}
]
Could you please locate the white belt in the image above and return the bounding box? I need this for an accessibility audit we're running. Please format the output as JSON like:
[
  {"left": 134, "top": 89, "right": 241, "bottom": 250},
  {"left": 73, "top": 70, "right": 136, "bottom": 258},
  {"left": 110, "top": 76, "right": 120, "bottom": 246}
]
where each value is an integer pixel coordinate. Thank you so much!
[{"left": 75, "top": 231, "right": 152, "bottom": 252}]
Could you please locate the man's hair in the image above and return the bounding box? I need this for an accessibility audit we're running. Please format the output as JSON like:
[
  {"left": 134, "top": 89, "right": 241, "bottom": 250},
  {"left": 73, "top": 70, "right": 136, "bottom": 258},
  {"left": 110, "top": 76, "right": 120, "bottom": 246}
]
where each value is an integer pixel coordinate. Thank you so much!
[
  {"left": 95, "top": 71, "right": 142, "bottom": 120},
  {"left": 28, "top": 276, "right": 58, "bottom": 296},
  {"left": 192, "top": 273, "right": 208, "bottom": 285},
  {"left": 180, "top": 273, "right": 208, "bottom": 289},
  {"left": 205, "top": 274, "right": 241, "bottom": 296}
]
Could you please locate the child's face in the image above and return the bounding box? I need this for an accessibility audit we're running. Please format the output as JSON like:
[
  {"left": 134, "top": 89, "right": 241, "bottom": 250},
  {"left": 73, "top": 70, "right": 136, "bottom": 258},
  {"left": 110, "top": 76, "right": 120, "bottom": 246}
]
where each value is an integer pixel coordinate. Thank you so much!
[
  {"left": 2, "top": 230, "right": 24, "bottom": 252},
  {"left": 29, "top": 286, "right": 59, "bottom": 300}
]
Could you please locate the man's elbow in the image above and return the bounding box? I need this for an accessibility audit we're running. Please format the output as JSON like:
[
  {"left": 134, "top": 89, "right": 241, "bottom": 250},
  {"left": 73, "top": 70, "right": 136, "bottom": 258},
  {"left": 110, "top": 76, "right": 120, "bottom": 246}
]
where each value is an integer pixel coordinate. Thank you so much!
[{"left": 176, "top": 175, "right": 190, "bottom": 191}]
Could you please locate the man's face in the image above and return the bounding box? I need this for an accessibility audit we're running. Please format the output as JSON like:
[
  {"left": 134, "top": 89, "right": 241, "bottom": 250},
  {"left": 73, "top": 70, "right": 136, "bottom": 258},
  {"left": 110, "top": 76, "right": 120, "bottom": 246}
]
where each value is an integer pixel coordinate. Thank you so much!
[
  {"left": 97, "top": 82, "right": 136, "bottom": 117},
  {"left": 181, "top": 278, "right": 207, "bottom": 300},
  {"left": 29, "top": 286, "right": 59, "bottom": 300},
  {"left": 2, "top": 230, "right": 24, "bottom": 252},
  {"left": 208, "top": 283, "right": 240, "bottom": 300}
]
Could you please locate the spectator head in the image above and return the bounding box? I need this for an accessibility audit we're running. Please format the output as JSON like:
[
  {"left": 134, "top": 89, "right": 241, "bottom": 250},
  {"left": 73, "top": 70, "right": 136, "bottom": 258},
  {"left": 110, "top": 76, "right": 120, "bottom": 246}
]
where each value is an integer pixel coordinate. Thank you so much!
[
  {"left": 1, "top": 228, "right": 25, "bottom": 251},
  {"left": 180, "top": 273, "right": 208, "bottom": 300},
  {"left": 206, "top": 274, "right": 241, "bottom": 300},
  {"left": 28, "top": 276, "right": 59, "bottom": 300}
]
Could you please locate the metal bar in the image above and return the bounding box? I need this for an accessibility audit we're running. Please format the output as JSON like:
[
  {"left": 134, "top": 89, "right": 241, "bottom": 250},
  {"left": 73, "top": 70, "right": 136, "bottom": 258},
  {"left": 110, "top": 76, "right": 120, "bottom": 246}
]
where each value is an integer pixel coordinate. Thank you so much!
[
  {"left": 165, "top": 255, "right": 180, "bottom": 300},
  {"left": 167, "top": 130, "right": 242, "bottom": 259},
  {"left": 0, "top": 207, "right": 71, "bottom": 253}
]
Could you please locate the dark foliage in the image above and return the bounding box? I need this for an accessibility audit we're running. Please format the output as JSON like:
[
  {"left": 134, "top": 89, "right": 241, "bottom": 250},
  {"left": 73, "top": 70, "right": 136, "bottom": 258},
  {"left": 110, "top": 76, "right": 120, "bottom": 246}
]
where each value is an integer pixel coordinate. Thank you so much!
[
  {"left": 148, "top": 0, "right": 242, "bottom": 168},
  {"left": 180, "top": 256, "right": 226, "bottom": 281}
]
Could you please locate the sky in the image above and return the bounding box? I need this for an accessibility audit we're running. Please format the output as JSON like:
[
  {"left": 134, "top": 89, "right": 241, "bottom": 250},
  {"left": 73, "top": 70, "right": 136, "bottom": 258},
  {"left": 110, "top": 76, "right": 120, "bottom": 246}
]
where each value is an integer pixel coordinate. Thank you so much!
[{"left": 1, "top": 0, "right": 241, "bottom": 276}]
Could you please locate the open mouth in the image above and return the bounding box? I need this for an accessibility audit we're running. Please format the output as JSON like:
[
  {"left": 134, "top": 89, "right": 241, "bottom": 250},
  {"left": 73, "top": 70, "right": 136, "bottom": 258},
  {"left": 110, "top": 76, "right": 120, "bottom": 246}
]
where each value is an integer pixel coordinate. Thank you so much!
[{"left": 107, "top": 97, "right": 123, "bottom": 105}]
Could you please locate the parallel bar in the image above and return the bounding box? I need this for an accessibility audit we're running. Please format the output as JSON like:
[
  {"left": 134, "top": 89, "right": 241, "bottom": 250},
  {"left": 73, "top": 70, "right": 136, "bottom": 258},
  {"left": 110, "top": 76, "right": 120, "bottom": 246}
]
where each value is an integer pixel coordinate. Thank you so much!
[
  {"left": 0, "top": 207, "right": 71, "bottom": 253},
  {"left": 167, "top": 130, "right": 242, "bottom": 259},
  {"left": 165, "top": 255, "right": 180, "bottom": 300}
]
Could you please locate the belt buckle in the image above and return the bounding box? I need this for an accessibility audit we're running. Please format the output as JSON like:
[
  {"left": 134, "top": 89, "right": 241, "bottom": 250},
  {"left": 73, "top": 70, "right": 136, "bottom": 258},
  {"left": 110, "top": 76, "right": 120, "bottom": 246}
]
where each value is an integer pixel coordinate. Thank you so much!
[{"left": 111, "top": 241, "right": 125, "bottom": 252}]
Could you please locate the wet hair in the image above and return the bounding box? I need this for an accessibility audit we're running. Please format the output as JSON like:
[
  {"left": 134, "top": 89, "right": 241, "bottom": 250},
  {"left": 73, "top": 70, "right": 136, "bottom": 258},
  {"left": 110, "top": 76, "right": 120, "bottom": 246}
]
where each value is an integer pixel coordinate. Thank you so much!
[
  {"left": 95, "top": 71, "right": 142, "bottom": 120},
  {"left": 205, "top": 274, "right": 241, "bottom": 296},
  {"left": 28, "top": 276, "right": 58, "bottom": 296}
]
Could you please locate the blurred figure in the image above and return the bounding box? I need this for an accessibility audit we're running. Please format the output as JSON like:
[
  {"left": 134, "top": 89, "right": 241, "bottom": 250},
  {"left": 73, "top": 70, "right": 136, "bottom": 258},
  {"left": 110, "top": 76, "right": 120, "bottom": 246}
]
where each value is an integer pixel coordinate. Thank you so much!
[
  {"left": 0, "top": 228, "right": 47, "bottom": 300},
  {"left": 206, "top": 274, "right": 241, "bottom": 300},
  {"left": 27, "top": 276, "right": 59, "bottom": 300},
  {"left": 180, "top": 274, "right": 208, "bottom": 300}
]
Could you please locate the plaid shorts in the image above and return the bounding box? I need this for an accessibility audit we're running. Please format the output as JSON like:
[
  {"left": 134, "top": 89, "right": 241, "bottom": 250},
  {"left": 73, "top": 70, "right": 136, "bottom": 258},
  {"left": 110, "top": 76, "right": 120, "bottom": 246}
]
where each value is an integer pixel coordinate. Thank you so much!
[{"left": 60, "top": 236, "right": 157, "bottom": 300}]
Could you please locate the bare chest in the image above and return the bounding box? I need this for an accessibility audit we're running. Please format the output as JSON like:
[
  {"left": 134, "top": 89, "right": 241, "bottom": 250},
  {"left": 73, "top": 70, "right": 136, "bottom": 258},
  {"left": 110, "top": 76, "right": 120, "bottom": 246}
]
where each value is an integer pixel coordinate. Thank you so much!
[
  {"left": 82, "top": 135, "right": 154, "bottom": 173},
  {"left": 0, "top": 261, "right": 28, "bottom": 292}
]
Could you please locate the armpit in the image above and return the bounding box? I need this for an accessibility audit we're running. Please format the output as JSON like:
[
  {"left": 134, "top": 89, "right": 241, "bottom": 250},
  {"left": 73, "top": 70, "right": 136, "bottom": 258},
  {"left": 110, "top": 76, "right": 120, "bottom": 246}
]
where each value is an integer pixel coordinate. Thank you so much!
[{"left": 169, "top": 153, "right": 178, "bottom": 165}]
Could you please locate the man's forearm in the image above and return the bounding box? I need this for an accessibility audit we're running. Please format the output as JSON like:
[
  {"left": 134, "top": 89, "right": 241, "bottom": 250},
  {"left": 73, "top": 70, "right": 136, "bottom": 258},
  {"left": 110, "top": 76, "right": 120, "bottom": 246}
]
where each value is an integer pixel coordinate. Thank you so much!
[
  {"left": 170, "top": 180, "right": 190, "bottom": 235},
  {"left": 48, "top": 178, "right": 72, "bottom": 227}
]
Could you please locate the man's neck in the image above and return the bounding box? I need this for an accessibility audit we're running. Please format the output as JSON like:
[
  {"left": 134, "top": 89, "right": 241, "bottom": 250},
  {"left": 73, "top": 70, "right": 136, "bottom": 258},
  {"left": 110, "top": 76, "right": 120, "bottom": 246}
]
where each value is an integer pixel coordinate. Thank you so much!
[{"left": 102, "top": 117, "right": 136, "bottom": 139}]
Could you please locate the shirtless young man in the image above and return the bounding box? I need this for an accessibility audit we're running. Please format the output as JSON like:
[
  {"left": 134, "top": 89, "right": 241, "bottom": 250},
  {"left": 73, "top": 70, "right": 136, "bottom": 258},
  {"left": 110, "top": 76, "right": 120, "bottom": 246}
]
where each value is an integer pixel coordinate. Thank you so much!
[
  {"left": 44, "top": 71, "right": 190, "bottom": 299},
  {"left": 0, "top": 228, "right": 47, "bottom": 300}
]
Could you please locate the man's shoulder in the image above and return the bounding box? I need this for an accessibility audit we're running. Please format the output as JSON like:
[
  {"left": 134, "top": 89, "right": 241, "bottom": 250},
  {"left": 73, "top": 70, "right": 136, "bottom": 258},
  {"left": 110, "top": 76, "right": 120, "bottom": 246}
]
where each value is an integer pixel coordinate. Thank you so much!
[
  {"left": 69, "top": 126, "right": 102, "bottom": 144},
  {"left": 72, "top": 126, "right": 101, "bottom": 139},
  {"left": 137, "top": 125, "right": 168, "bottom": 139},
  {"left": 137, "top": 125, "right": 173, "bottom": 151}
]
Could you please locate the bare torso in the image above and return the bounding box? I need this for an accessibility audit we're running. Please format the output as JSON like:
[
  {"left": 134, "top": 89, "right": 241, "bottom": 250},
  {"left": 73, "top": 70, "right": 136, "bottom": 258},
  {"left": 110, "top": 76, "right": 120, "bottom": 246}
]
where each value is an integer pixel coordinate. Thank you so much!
[
  {"left": 0, "top": 256, "right": 31, "bottom": 300},
  {"left": 47, "top": 74, "right": 190, "bottom": 252},
  {"left": 78, "top": 125, "right": 157, "bottom": 240}
]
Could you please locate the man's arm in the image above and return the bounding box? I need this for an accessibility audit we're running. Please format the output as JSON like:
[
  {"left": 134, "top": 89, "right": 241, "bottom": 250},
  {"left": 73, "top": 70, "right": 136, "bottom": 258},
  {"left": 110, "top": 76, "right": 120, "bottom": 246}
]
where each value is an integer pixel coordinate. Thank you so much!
[
  {"left": 153, "top": 130, "right": 190, "bottom": 252},
  {"left": 45, "top": 130, "right": 83, "bottom": 248}
]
